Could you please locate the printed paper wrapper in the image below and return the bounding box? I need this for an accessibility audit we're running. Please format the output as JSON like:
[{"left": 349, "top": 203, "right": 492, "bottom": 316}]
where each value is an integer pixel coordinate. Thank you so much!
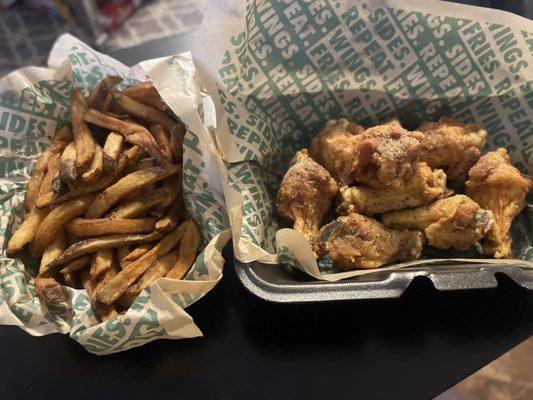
[
  {"left": 0, "top": 34, "right": 230, "bottom": 354},
  {"left": 194, "top": 0, "right": 533, "bottom": 280}
]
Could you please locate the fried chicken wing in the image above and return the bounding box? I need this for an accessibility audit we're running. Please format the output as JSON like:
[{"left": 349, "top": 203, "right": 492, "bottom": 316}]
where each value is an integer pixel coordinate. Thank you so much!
[
  {"left": 309, "top": 119, "right": 364, "bottom": 185},
  {"left": 276, "top": 150, "right": 338, "bottom": 252},
  {"left": 318, "top": 213, "right": 425, "bottom": 270},
  {"left": 418, "top": 117, "right": 487, "bottom": 180},
  {"left": 354, "top": 124, "right": 425, "bottom": 189},
  {"left": 338, "top": 163, "right": 447, "bottom": 215},
  {"left": 466, "top": 148, "right": 532, "bottom": 258},
  {"left": 382, "top": 195, "right": 494, "bottom": 251}
]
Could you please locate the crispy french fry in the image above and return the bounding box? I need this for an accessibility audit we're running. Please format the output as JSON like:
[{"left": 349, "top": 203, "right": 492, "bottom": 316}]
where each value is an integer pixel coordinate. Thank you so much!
[
  {"left": 35, "top": 155, "right": 128, "bottom": 208},
  {"left": 39, "top": 228, "right": 67, "bottom": 276},
  {"left": 108, "top": 188, "right": 167, "bottom": 219},
  {"left": 166, "top": 219, "right": 200, "bottom": 279},
  {"left": 71, "top": 89, "right": 96, "bottom": 168},
  {"left": 67, "top": 217, "right": 156, "bottom": 237},
  {"left": 63, "top": 272, "right": 78, "bottom": 288},
  {"left": 159, "top": 175, "right": 181, "bottom": 208},
  {"left": 103, "top": 132, "right": 124, "bottom": 161},
  {"left": 170, "top": 123, "right": 185, "bottom": 163},
  {"left": 6, "top": 207, "right": 49, "bottom": 256},
  {"left": 87, "top": 76, "right": 122, "bottom": 111},
  {"left": 90, "top": 249, "right": 114, "bottom": 279},
  {"left": 81, "top": 269, "right": 117, "bottom": 322},
  {"left": 51, "top": 125, "right": 74, "bottom": 149},
  {"left": 121, "top": 81, "right": 168, "bottom": 112},
  {"left": 31, "top": 194, "right": 96, "bottom": 256},
  {"left": 96, "top": 223, "right": 187, "bottom": 305},
  {"left": 59, "top": 255, "right": 92, "bottom": 274},
  {"left": 123, "top": 242, "right": 154, "bottom": 262},
  {"left": 115, "top": 246, "right": 131, "bottom": 269},
  {"left": 25, "top": 150, "right": 51, "bottom": 212},
  {"left": 82, "top": 145, "right": 104, "bottom": 183},
  {"left": 59, "top": 142, "right": 78, "bottom": 184},
  {"left": 116, "top": 94, "right": 175, "bottom": 130},
  {"left": 155, "top": 201, "right": 185, "bottom": 233},
  {"left": 37, "top": 152, "right": 61, "bottom": 201},
  {"left": 150, "top": 125, "right": 172, "bottom": 161},
  {"left": 125, "top": 251, "right": 180, "bottom": 298},
  {"left": 137, "top": 158, "right": 158, "bottom": 170},
  {"left": 35, "top": 277, "right": 65, "bottom": 305},
  {"left": 43, "top": 231, "right": 163, "bottom": 274},
  {"left": 83, "top": 109, "right": 175, "bottom": 171},
  {"left": 123, "top": 145, "right": 146, "bottom": 169},
  {"left": 85, "top": 167, "right": 175, "bottom": 218}
]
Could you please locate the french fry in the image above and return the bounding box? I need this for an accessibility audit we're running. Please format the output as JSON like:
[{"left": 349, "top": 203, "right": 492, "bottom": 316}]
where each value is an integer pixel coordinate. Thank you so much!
[
  {"left": 96, "top": 223, "right": 187, "bottom": 305},
  {"left": 71, "top": 89, "right": 96, "bottom": 168},
  {"left": 115, "top": 246, "right": 131, "bottom": 269},
  {"left": 43, "top": 231, "right": 163, "bottom": 273},
  {"left": 82, "top": 144, "right": 104, "bottom": 183},
  {"left": 66, "top": 217, "right": 157, "bottom": 237},
  {"left": 31, "top": 194, "right": 96, "bottom": 256},
  {"left": 25, "top": 150, "right": 51, "bottom": 212},
  {"left": 59, "top": 142, "right": 78, "bottom": 185},
  {"left": 103, "top": 132, "right": 124, "bottom": 161},
  {"left": 123, "top": 242, "right": 154, "bottom": 262},
  {"left": 81, "top": 269, "right": 117, "bottom": 322},
  {"left": 123, "top": 145, "right": 146, "bottom": 169},
  {"left": 116, "top": 94, "right": 175, "bottom": 130},
  {"left": 150, "top": 125, "right": 172, "bottom": 161},
  {"left": 87, "top": 76, "right": 122, "bottom": 111},
  {"left": 108, "top": 188, "right": 167, "bottom": 219},
  {"left": 83, "top": 109, "right": 175, "bottom": 171},
  {"left": 166, "top": 219, "right": 200, "bottom": 279},
  {"left": 6, "top": 207, "right": 49, "bottom": 256},
  {"left": 155, "top": 200, "right": 185, "bottom": 233},
  {"left": 51, "top": 125, "right": 74, "bottom": 149},
  {"left": 59, "top": 255, "right": 92, "bottom": 274},
  {"left": 159, "top": 175, "right": 181, "bottom": 208},
  {"left": 35, "top": 277, "right": 65, "bottom": 305},
  {"left": 39, "top": 228, "right": 67, "bottom": 276},
  {"left": 35, "top": 155, "right": 128, "bottom": 208},
  {"left": 85, "top": 167, "right": 175, "bottom": 218},
  {"left": 121, "top": 81, "right": 168, "bottom": 112},
  {"left": 90, "top": 249, "right": 114, "bottom": 279},
  {"left": 137, "top": 158, "right": 158, "bottom": 170},
  {"left": 37, "top": 152, "right": 61, "bottom": 201},
  {"left": 169, "top": 123, "right": 185, "bottom": 163},
  {"left": 125, "top": 252, "right": 180, "bottom": 298},
  {"left": 63, "top": 272, "right": 78, "bottom": 288}
]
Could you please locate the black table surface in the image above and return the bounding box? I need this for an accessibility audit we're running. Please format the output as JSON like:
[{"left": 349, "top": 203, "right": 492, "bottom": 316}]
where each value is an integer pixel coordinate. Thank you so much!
[{"left": 2, "top": 2, "right": 533, "bottom": 399}]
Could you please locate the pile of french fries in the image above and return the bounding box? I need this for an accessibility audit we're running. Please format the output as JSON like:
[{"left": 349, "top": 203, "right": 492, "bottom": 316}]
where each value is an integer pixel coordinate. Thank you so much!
[{"left": 7, "top": 77, "right": 201, "bottom": 321}]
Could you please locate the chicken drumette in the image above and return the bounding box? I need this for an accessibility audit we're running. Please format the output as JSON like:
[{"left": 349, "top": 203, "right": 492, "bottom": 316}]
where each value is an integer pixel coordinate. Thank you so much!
[
  {"left": 318, "top": 213, "right": 425, "bottom": 270},
  {"left": 382, "top": 195, "right": 494, "bottom": 251},
  {"left": 276, "top": 150, "right": 338, "bottom": 252},
  {"left": 418, "top": 117, "right": 487, "bottom": 180},
  {"left": 338, "top": 162, "right": 447, "bottom": 215},
  {"left": 466, "top": 148, "right": 532, "bottom": 258},
  {"left": 309, "top": 119, "right": 364, "bottom": 185}
]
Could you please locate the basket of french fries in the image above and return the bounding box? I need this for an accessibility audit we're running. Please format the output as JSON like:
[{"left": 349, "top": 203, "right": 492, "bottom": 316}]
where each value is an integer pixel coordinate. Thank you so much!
[{"left": 0, "top": 35, "right": 229, "bottom": 354}]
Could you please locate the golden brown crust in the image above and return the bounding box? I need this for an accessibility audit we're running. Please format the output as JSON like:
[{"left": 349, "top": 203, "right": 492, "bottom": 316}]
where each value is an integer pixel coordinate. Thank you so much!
[{"left": 466, "top": 148, "right": 532, "bottom": 258}]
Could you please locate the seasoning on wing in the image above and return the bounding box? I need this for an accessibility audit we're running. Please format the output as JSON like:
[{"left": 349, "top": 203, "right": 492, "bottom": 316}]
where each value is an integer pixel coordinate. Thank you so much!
[
  {"left": 275, "top": 150, "right": 338, "bottom": 253},
  {"left": 338, "top": 162, "right": 447, "bottom": 215},
  {"left": 318, "top": 213, "right": 425, "bottom": 270},
  {"left": 418, "top": 117, "right": 486, "bottom": 180},
  {"left": 466, "top": 148, "right": 532, "bottom": 258},
  {"left": 382, "top": 195, "right": 494, "bottom": 252},
  {"left": 309, "top": 119, "right": 364, "bottom": 185}
]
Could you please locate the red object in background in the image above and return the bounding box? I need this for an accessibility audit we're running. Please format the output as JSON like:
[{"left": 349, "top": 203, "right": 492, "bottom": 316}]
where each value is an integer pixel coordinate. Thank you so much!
[{"left": 98, "top": 0, "right": 142, "bottom": 32}]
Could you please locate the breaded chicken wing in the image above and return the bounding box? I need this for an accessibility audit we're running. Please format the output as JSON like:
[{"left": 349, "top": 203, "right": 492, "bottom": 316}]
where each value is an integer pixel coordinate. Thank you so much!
[
  {"left": 382, "top": 195, "right": 494, "bottom": 251},
  {"left": 338, "top": 163, "right": 447, "bottom": 215},
  {"left": 318, "top": 213, "right": 425, "bottom": 270},
  {"left": 309, "top": 119, "right": 364, "bottom": 185},
  {"left": 466, "top": 148, "right": 532, "bottom": 258},
  {"left": 354, "top": 124, "right": 425, "bottom": 189},
  {"left": 418, "top": 117, "right": 487, "bottom": 180},
  {"left": 276, "top": 150, "right": 338, "bottom": 252}
]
